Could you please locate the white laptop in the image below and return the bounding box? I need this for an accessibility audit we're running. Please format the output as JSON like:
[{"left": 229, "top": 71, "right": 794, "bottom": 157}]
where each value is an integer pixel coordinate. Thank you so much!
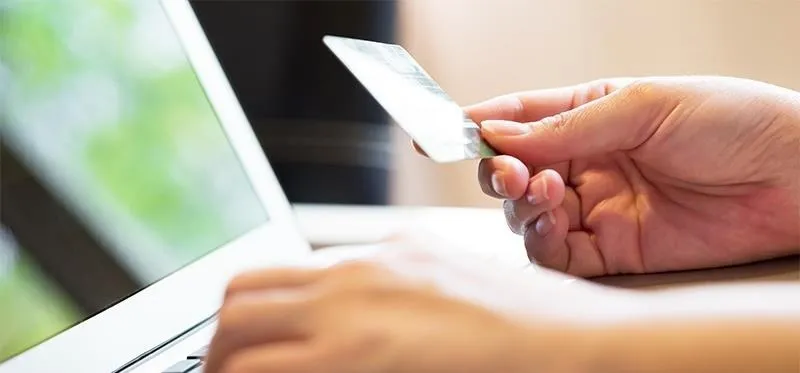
[{"left": 0, "top": 0, "right": 322, "bottom": 371}]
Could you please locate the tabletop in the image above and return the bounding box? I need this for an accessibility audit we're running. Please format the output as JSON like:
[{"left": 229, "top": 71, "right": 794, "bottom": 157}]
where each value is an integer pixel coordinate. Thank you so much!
[{"left": 291, "top": 203, "right": 799, "bottom": 290}]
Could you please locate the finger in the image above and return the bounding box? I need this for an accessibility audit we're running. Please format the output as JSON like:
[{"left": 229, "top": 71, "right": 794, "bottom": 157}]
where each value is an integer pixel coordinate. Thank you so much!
[
  {"left": 478, "top": 155, "right": 529, "bottom": 199},
  {"left": 464, "top": 78, "right": 634, "bottom": 124},
  {"left": 209, "top": 291, "right": 314, "bottom": 373},
  {"left": 420, "top": 80, "right": 630, "bottom": 158},
  {"left": 524, "top": 169, "right": 565, "bottom": 206},
  {"left": 522, "top": 206, "right": 568, "bottom": 269},
  {"left": 523, "top": 210, "right": 607, "bottom": 277},
  {"left": 211, "top": 343, "right": 322, "bottom": 373},
  {"left": 479, "top": 80, "right": 673, "bottom": 166},
  {"left": 317, "top": 260, "right": 405, "bottom": 290},
  {"left": 531, "top": 161, "right": 571, "bottom": 183},
  {"left": 562, "top": 187, "right": 582, "bottom": 231},
  {"left": 504, "top": 170, "right": 565, "bottom": 234},
  {"left": 225, "top": 268, "right": 325, "bottom": 299},
  {"left": 564, "top": 231, "right": 607, "bottom": 277}
]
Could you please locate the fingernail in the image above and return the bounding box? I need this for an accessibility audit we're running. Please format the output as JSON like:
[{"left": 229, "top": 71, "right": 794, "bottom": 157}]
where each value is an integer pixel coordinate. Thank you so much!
[
  {"left": 526, "top": 176, "right": 550, "bottom": 204},
  {"left": 491, "top": 172, "right": 507, "bottom": 196},
  {"left": 481, "top": 120, "right": 531, "bottom": 136},
  {"left": 535, "top": 211, "right": 556, "bottom": 236}
]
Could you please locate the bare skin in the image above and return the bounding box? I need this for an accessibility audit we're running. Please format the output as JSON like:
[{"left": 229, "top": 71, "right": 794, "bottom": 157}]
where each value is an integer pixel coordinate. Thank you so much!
[
  {"left": 465, "top": 76, "right": 800, "bottom": 276},
  {"left": 203, "top": 243, "right": 800, "bottom": 373},
  {"left": 202, "top": 76, "right": 800, "bottom": 373}
]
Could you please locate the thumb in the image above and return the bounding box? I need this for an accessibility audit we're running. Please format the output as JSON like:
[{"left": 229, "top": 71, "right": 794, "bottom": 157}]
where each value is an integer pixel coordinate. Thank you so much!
[{"left": 479, "top": 86, "right": 664, "bottom": 165}]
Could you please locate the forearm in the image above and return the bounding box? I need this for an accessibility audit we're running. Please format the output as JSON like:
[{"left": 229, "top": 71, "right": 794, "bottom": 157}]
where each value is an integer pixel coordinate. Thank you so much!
[
  {"left": 598, "top": 315, "right": 799, "bottom": 373},
  {"left": 588, "top": 283, "right": 800, "bottom": 373}
]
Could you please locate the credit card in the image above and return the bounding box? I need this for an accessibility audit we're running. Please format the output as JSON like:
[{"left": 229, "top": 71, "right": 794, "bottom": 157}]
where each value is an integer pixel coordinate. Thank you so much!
[{"left": 322, "top": 35, "right": 496, "bottom": 162}]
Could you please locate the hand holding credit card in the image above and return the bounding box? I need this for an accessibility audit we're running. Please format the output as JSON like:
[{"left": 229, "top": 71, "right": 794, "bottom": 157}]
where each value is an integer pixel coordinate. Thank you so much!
[{"left": 322, "top": 35, "right": 496, "bottom": 163}]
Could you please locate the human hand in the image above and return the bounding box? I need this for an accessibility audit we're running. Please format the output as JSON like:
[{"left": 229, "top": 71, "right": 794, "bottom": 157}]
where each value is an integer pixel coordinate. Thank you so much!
[
  {"left": 425, "top": 76, "right": 800, "bottom": 276},
  {"left": 202, "top": 235, "right": 633, "bottom": 373}
]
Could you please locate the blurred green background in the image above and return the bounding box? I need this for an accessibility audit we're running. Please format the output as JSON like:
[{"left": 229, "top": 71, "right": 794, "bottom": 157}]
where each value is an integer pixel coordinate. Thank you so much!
[
  {"left": 0, "top": 240, "right": 80, "bottom": 362},
  {"left": 0, "top": 0, "right": 267, "bottom": 362}
]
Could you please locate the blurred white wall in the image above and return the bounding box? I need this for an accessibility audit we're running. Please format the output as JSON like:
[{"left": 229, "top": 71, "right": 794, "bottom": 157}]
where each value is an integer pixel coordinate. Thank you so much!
[{"left": 388, "top": 0, "right": 800, "bottom": 208}]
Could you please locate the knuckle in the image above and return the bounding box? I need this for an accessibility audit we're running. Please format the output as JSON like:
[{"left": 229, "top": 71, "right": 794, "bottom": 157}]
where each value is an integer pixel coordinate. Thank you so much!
[
  {"left": 540, "top": 112, "right": 571, "bottom": 137},
  {"left": 541, "top": 112, "right": 566, "bottom": 128},
  {"left": 617, "top": 78, "right": 677, "bottom": 146},
  {"left": 216, "top": 300, "right": 244, "bottom": 333},
  {"left": 621, "top": 79, "right": 663, "bottom": 103},
  {"left": 223, "top": 273, "right": 253, "bottom": 298},
  {"left": 588, "top": 77, "right": 633, "bottom": 96},
  {"left": 331, "top": 260, "right": 381, "bottom": 278},
  {"left": 572, "top": 79, "right": 613, "bottom": 107}
]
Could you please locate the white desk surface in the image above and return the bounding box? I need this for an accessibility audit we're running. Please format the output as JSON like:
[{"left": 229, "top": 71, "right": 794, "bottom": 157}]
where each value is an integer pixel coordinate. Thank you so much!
[{"left": 292, "top": 204, "right": 798, "bottom": 290}]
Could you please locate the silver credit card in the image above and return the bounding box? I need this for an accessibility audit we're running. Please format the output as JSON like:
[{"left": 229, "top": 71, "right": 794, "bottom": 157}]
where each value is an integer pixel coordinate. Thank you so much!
[{"left": 322, "top": 35, "right": 496, "bottom": 162}]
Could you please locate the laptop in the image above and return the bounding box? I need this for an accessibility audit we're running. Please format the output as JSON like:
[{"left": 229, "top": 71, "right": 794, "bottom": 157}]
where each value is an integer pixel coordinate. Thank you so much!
[{"left": 0, "top": 0, "right": 321, "bottom": 371}]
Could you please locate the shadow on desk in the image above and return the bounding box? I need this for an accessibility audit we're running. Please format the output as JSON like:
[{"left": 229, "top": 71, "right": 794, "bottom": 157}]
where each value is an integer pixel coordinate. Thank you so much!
[{"left": 594, "top": 255, "right": 799, "bottom": 290}]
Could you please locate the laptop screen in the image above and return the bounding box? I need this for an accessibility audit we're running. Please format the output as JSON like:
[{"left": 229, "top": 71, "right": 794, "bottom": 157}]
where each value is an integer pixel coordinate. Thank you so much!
[{"left": 0, "top": 0, "right": 269, "bottom": 363}]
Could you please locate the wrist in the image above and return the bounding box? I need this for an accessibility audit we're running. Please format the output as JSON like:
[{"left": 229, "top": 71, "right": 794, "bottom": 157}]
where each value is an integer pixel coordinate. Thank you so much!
[
  {"left": 569, "top": 283, "right": 800, "bottom": 373},
  {"left": 514, "top": 322, "right": 604, "bottom": 373},
  {"left": 513, "top": 288, "right": 649, "bottom": 373}
]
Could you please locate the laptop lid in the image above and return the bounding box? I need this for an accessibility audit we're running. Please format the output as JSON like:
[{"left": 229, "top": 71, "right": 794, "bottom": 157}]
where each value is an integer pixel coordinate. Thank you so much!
[{"left": 0, "top": 0, "right": 311, "bottom": 372}]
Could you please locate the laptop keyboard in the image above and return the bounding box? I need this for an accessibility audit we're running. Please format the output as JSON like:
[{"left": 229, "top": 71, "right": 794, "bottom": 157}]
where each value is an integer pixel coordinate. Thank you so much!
[{"left": 162, "top": 346, "right": 208, "bottom": 373}]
